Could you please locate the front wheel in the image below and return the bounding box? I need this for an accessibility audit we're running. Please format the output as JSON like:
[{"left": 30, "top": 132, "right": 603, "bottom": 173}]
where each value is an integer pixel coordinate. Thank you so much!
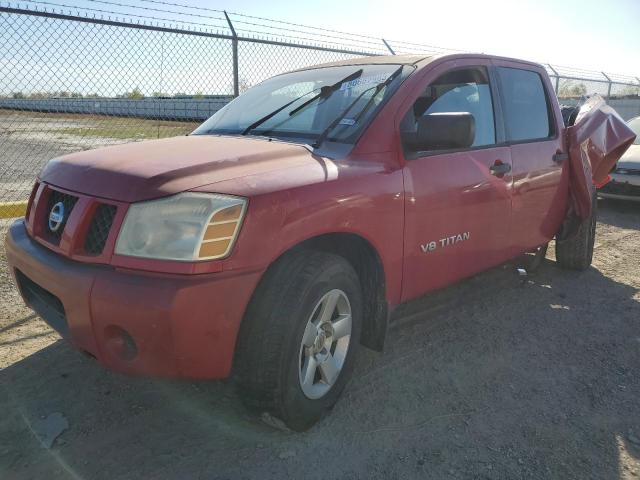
[{"left": 234, "top": 250, "right": 362, "bottom": 431}]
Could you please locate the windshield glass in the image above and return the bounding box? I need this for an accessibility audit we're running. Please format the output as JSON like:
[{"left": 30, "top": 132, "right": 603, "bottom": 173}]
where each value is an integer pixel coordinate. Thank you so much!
[
  {"left": 628, "top": 117, "right": 640, "bottom": 145},
  {"left": 193, "top": 64, "right": 408, "bottom": 144}
]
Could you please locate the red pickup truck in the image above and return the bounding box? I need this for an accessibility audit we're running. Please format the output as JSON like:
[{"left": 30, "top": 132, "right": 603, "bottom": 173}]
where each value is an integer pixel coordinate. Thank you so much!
[{"left": 5, "top": 54, "right": 635, "bottom": 430}]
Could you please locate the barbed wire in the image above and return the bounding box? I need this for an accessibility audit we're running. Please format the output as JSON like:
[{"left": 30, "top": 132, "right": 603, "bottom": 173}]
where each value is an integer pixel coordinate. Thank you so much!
[
  {"left": 83, "top": 0, "right": 226, "bottom": 22},
  {"left": 230, "top": 28, "right": 384, "bottom": 52},
  {"left": 223, "top": 19, "right": 386, "bottom": 48},
  {"left": 8, "top": 0, "right": 388, "bottom": 52},
  {"left": 90, "top": 0, "right": 388, "bottom": 48},
  {"left": 1, "top": 0, "right": 638, "bottom": 83},
  {"left": 135, "top": 0, "right": 386, "bottom": 42},
  {"left": 14, "top": 0, "right": 385, "bottom": 44},
  {"left": 383, "top": 39, "right": 463, "bottom": 53},
  {"left": 10, "top": 0, "right": 469, "bottom": 55},
  {"left": 13, "top": 0, "right": 390, "bottom": 52},
  {"left": 17, "top": 0, "right": 230, "bottom": 29}
]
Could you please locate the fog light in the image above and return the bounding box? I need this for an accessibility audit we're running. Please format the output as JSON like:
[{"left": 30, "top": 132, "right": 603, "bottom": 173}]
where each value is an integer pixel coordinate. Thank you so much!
[{"left": 104, "top": 326, "right": 138, "bottom": 361}]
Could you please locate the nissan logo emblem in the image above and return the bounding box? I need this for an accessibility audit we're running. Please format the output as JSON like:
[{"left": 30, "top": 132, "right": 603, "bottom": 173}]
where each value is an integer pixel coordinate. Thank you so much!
[{"left": 48, "top": 201, "right": 65, "bottom": 232}]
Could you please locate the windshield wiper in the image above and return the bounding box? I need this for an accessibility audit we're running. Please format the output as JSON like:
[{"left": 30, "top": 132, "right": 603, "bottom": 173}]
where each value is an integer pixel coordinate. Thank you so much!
[
  {"left": 241, "top": 89, "right": 317, "bottom": 136},
  {"left": 287, "top": 69, "right": 363, "bottom": 117},
  {"left": 312, "top": 66, "right": 403, "bottom": 149},
  {"left": 241, "top": 69, "right": 363, "bottom": 136}
]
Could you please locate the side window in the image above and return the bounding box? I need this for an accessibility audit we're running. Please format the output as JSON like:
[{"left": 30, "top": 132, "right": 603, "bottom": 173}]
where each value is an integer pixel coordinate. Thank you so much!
[
  {"left": 497, "top": 67, "right": 553, "bottom": 142},
  {"left": 401, "top": 66, "right": 496, "bottom": 154}
]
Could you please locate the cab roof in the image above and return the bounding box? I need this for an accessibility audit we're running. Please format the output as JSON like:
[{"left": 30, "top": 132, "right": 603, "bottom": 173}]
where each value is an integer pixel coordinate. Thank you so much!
[
  {"left": 292, "top": 54, "right": 431, "bottom": 72},
  {"left": 292, "top": 53, "right": 546, "bottom": 73}
]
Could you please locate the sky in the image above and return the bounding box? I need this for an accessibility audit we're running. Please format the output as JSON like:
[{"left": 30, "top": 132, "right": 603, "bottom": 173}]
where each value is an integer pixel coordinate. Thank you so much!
[{"left": 168, "top": 0, "right": 640, "bottom": 77}]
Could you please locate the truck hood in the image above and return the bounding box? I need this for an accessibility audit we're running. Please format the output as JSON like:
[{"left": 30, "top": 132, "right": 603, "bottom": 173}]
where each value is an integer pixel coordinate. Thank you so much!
[{"left": 39, "top": 135, "right": 323, "bottom": 202}]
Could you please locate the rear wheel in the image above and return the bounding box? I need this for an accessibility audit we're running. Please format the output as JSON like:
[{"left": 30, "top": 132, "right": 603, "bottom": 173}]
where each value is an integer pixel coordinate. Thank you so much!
[
  {"left": 234, "top": 250, "right": 362, "bottom": 431},
  {"left": 556, "top": 191, "right": 597, "bottom": 270}
]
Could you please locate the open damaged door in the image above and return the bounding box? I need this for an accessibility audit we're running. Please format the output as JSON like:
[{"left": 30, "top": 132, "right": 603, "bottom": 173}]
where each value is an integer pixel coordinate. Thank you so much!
[{"left": 565, "top": 95, "right": 637, "bottom": 220}]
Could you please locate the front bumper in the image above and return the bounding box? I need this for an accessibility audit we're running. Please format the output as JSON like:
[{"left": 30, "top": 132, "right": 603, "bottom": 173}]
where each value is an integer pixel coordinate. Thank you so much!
[{"left": 5, "top": 220, "right": 262, "bottom": 379}]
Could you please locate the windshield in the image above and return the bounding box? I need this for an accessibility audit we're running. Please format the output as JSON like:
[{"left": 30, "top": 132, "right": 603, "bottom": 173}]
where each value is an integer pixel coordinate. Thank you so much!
[
  {"left": 628, "top": 116, "right": 640, "bottom": 145},
  {"left": 193, "top": 64, "right": 408, "bottom": 145}
]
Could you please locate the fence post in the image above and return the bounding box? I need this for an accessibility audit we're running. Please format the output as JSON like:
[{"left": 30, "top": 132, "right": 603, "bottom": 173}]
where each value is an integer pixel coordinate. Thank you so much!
[
  {"left": 382, "top": 38, "right": 395, "bottom": 55},
  {"left": 547, "top": 64, "right": 560, "bottom": 94},
  {"left": 601, "top": 72, "right": 612, "bottom": 99},
  {"left": 224, "top": 11, "right": 239, "bottom": 97}
]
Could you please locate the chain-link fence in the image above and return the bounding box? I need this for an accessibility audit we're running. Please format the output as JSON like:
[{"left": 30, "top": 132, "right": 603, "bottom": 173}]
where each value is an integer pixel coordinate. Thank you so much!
[{"left": 1, "top": 3, "right": 639, "bottom": 222}]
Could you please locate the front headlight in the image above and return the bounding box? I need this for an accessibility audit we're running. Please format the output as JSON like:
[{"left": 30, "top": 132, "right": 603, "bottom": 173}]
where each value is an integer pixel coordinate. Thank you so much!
[{"left": 115, "top": 192, "right": 247, "bottom": 261}]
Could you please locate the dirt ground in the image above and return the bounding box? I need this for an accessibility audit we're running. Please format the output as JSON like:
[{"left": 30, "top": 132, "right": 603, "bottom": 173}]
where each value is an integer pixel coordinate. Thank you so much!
[{"left": 1, "top": 198, "right": 639, "bottom": 480}]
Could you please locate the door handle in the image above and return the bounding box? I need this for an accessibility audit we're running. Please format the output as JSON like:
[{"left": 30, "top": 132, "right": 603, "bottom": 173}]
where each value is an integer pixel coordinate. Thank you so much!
[
  {"left": 553, "top": 152, "right": 569, "bottom": 164},
  {"left": 490, "top": 161, "right": 512, "bottom": 177}
]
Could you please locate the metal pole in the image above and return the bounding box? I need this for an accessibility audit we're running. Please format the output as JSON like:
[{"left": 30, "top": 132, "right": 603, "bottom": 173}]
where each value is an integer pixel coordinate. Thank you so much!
[
  {"left": 382, "top": 38, "right": 395, "bottom": 55},
  {"left": 224, "top": 11, "right": 239, "bottom": 97},
  {"left": 601, "top": 72, "right": 612, "bottom": 99}
]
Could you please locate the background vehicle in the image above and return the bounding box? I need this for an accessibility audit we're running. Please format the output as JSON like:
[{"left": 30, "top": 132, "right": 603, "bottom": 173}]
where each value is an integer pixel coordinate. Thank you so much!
[
  {"left": 5, "top": 54, "right": 635, "bottom": 431},
  {"left": 598, "top": 116, "right": 640, "bottom": 201}
]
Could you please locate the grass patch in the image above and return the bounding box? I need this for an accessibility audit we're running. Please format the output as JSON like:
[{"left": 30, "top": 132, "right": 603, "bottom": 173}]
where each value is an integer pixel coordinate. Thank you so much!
[{"left": 0, "top": 109, "right": 200, "bottom": 140}]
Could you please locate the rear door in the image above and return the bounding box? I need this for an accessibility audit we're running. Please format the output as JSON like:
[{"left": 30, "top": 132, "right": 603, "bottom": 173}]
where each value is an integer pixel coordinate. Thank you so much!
[
  {"left": 566, "top": 95, "right": 637, "bottom": 218},
  {"left": 492, "top": 61, "right": 568, "bottom": 252},
  {"left": 400, "top": 61, "right": 513, "bottom": 302}
]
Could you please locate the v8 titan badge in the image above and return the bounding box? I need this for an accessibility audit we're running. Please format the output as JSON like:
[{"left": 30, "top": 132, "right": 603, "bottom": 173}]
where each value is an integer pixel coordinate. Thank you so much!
[{"left": 421, "top": 232, "right": 470, "bottom": 253}]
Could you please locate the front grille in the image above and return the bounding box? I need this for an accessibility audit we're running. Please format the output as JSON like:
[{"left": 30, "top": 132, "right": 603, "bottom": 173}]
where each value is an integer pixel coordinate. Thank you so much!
[
  {"left": 25, "top": 181, "right": 40, "bottom": 220},
  {"left": 84, "top": 204, "right": 117, "bottom": 255},
  {"left": 43, "top": 190, "right": 78, "bottom": 244},
  {"left": 15, "top": 270, "right": 68, "bottom": 337},
  {"left": 600, "top": 181, "right": 640, "bottom": 197}
]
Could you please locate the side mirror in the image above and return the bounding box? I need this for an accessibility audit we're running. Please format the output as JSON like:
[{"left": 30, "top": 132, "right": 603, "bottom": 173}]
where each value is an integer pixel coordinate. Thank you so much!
[{"left": 404, "top": 112, "right": 476, "bottom": 151}]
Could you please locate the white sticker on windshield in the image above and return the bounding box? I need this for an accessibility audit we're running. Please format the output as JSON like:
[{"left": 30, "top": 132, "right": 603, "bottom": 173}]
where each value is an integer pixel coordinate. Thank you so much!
[
  {"left": 338, "top": 118, "right": 356, "bottom": 126},
  {"left": 340, "top": 73, "right": 388, "bottom": 91}
]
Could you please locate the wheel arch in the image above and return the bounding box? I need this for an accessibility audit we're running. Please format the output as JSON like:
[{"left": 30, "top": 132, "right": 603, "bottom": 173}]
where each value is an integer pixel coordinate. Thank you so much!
[
  {"left": 297, "top": 232, "right": 389, "bottom": 351},
  {"left": 241, "top": 232, "right": 390, "bottom": 353}
]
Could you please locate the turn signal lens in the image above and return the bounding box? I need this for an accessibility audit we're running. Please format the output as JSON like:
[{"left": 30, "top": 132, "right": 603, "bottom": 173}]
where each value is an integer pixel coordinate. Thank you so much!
[{"left": 198, "top": 203, "right": 246, "bottom": 259}]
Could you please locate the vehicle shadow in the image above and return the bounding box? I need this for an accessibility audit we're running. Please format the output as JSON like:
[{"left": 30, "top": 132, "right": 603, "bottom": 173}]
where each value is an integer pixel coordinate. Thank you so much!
[{"left": 1, "top": 260, "right": 639, "bottom": 479}]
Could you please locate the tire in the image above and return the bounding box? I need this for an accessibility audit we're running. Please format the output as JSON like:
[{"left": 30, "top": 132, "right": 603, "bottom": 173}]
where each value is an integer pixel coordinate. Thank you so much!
[
  {"left": 556, "top": 191, "right": 597, "bottom": 270},
  {"left": 234, "top": 250, "right": 362, "bottom": 431}
]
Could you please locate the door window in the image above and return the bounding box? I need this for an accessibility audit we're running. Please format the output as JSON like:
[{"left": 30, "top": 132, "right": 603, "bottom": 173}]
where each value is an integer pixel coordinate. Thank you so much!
[
  {"left": 497, "top": 67, "right": 554, "bottom": 142},
  {"left": 401, "top": 66, "right": 496, "bottom": 153}
]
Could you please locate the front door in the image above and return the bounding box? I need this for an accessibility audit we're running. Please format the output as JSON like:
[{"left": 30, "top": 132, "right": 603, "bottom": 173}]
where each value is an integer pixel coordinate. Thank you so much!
[{"left": 400, "top": 63, "right": 513, "bottom": 302}]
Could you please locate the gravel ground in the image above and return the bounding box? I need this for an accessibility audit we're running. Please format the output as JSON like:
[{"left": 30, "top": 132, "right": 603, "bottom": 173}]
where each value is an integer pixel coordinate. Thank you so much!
[
  {"left": 0, "top": 198, "right": 638, "bottom": 479},
  {"left": 0, "top": 110, "right": 196, "bottom": 202}
]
